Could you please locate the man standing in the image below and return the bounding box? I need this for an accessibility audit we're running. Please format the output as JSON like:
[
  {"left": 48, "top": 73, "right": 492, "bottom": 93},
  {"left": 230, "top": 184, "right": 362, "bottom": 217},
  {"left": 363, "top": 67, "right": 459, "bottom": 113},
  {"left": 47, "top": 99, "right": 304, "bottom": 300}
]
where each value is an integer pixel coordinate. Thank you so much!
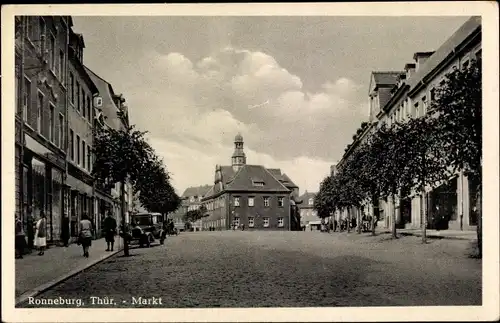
[{"left": 103, "top": 211, "right": 117, "bottom": 251}]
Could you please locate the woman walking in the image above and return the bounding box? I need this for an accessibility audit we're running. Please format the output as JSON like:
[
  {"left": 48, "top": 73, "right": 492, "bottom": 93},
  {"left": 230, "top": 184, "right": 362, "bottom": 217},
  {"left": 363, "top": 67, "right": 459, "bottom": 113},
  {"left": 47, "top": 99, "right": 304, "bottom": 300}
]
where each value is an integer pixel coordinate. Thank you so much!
[
  {"left": 79, "top": 213, "right": 93, "bottom": 258},
  {"left": 34, "top": 212, "right": 47, "bottom": 256}
]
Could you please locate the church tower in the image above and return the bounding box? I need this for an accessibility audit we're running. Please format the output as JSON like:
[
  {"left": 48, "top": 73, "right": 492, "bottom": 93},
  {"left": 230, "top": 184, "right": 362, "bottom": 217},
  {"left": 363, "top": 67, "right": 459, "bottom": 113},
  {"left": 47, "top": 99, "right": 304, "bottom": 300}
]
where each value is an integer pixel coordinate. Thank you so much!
[{"left": 232, "top": 133, "right": 246, "bottom": 172}]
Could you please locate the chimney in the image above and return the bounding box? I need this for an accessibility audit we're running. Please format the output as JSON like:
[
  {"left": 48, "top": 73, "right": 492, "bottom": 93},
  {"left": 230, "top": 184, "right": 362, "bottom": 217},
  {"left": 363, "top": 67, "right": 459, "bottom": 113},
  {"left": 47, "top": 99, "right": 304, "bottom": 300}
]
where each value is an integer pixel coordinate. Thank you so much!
[
  {"left": 330, "top": 164, "right": 338, "bottom": 176},
  {"left": 413, "top": 51, "right": 435, "bottom": 72},
  {"left": 404, "top": 63, "right": 416, "bottom": 80}
]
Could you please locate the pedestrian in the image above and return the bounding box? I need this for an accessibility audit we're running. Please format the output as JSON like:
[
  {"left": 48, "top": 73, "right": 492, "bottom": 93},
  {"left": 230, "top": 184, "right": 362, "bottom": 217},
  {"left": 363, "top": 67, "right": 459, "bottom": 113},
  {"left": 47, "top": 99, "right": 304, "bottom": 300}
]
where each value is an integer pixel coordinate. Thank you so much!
[
  {"left": 34, "top": 211, "right": 47, "bottom": 256},
  {"left": 333, "top": 219, "right": 338, "bottom": 232},
  {"left": 103, "top": 211, "right": 117, "bottom": 252},
  {"left": 61, "top": 216, "right": 70, "bottom": 247},
  {"left": 15, "top": 216, "right": 26, "bottom": 259},
  {"left": 79, "top": 213, "right": 94, "bottom": 258}
]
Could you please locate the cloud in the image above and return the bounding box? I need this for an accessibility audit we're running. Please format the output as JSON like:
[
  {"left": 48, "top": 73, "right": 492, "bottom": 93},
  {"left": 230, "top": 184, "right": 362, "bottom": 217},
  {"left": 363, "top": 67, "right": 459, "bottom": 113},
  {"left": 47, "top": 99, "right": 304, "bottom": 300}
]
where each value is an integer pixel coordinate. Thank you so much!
[
  {"left": 149, "top": 136, "right": 332, "bottom": 195},
  {"left": 124, "top": 46, "right": 366, "bottom": 194}
]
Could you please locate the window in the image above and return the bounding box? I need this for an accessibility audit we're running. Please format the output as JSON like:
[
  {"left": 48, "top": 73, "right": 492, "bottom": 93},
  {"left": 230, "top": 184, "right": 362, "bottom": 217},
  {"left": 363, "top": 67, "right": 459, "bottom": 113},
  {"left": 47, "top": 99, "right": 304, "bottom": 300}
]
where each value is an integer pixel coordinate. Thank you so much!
[
  {"left": 76, "top": 135, "right": 81, "bottom": 165},
  {"left": 248, "top": 217, "right": 254, "bottom": 227},
  {"left": 88, "top": 146, "right": 92, "bottom": 172},
  {"left": 49, "top": 103, "right": 55, "bottom": 142},
  {"left": 27, "top": 17, "right": 36, "bottom": 41},
  {"left": 278, "top": 197, "right": 284, "bottom": 207},
  {"left": 252, "top": 181, "right": 265, "bottom": 187},
  {"left": 49, "top": 34, "right": 56, "bottom": 71},
  {"left": 430, "top": 88, "right": 436, "bottom": 104},
  {"left": 82, "top": 94, "right": 86, "bottom": 118},
  {"left": 248, "top": 197, "right": 254, "bottom": 207},
  {"left": 278, "top": 217, "right": 284, "bottom": 227},
  {"left": 38, "top": 17, "right": 46, "bottom": 55},
  {"left": 59, "top": 50, "right": 65, "bottom": 82},
  {"left": 87, "top": 96, "right": 92, "bottom": 120},
  {"left": 58, "top": 113, "right": 64, "bottom": 148},
  {"left": 234, "top": 217, "right": 240, "bottom": 227},
  {"left": 23, "top": 76, "right": 31, "bottom": 122},
  {"left": 69, "top": 129, "right": 74, "bottom": 160},
  {"left": 82, "top": 141, "right": 86, "bottom": 169},
  {"left": 308, "top": 198, "right": 314, "bottom": 206},
  {"left": 76, "top": 82, "right": 80, "bottom": 112},
  {"left": 37, "top": 91, "right": 43, "bottom": 133},
  {"left": 264, "top": 197, "right": 270, "bottom": 207},
  {"left": 263, "top": 217, "right": 270, "bottom": 228},
  {"left": 69, "top": 73, "right": 74, "bottom": 104},
  {"left": 422, "top": 96, "right": 427, "bottom": 115},
  {"left": 414, "top": 102, "right": 420, "bottom": 118},
  {"left": 189, "top": 196, "right": 194, "bottom": 203},
  {"left": 234, "top": 197, "right": 240, "bottom": 207}
]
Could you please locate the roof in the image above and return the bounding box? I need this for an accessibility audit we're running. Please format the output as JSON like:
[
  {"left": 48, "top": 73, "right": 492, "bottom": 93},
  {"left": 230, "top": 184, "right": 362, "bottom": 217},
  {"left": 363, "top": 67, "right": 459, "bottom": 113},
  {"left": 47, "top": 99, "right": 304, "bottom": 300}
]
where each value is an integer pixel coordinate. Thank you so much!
[
  {"left": 181, "top": 185, "right": 212, "bottom": 199},
  {"left": 408, "top": 16, "right": 481, "bottom": 93},
  {"left": 298, "top": 191, "right": 317, "bottom": 209},
  {"left": 372, "top": 71, "right": 404, "bottom": 86},
  {"left": 215, "top": 165, "right": 291, "bottom": 193},
  {"left": 267, "top": 169, "right": 298, "bottom": 189}
]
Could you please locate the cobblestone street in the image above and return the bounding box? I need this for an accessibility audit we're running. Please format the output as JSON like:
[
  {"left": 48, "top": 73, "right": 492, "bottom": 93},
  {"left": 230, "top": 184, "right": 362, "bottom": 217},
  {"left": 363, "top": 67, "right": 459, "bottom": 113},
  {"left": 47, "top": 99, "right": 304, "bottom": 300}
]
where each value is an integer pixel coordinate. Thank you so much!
[{"left": 19, "top": 231, "right": 481, "bottom": 308}]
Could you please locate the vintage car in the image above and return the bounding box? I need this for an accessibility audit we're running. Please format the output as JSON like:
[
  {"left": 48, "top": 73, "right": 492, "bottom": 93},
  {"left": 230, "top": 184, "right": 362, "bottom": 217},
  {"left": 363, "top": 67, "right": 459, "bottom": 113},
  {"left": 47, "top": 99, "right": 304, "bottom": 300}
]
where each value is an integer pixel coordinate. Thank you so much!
[{"left": 129, "top": 212, "right": 166, "bottom": 247}]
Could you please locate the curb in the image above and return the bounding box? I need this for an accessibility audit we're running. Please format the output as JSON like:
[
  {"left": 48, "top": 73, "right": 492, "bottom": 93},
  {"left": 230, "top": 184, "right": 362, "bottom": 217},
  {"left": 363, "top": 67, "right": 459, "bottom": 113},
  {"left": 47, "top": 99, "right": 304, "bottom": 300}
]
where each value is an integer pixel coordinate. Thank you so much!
[
  {"left": 382, "top": 230, "right": 476, "bottom": 241},
  {"left": 398, "top": 231, "right": 476, "bottom": 241},
  {"left": 15, "top": 248, "right": 123, "bottom": 307}
]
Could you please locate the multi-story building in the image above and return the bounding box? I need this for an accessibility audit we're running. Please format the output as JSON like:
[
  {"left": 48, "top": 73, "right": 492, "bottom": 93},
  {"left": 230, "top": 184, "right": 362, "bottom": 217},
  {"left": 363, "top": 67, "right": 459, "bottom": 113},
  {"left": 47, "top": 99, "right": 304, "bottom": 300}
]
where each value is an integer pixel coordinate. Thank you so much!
[
  {"left": 178, "top": 185, "right": 212, "bottom": 230},
  {"left": 298, "top": 191, "right": 321, "bottom": 230},
  {"left": 15, "top": 16, "right": 71, "bottom": 244},
  {"left": 200, "top": 134, "right": 299, "bottom": 231},
  {"left": 66, "top": 28, "right": 99, "bottom": 238},
  {"left": 14, "top": 15, "right": 135, "bottom": 245},
  {"left": 85, "top": 66, "right": 133, "bottom": 235},
  {"left": 337, "top": 16, "right": 481, "bottom": 232}
]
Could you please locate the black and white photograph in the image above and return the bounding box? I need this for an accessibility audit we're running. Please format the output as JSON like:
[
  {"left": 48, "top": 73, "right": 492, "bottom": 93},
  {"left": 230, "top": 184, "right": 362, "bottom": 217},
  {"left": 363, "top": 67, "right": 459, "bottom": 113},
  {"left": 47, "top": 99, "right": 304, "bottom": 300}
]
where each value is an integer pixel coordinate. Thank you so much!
[{"left": 2, "top": 3, "right": 499, "bottom": 322}]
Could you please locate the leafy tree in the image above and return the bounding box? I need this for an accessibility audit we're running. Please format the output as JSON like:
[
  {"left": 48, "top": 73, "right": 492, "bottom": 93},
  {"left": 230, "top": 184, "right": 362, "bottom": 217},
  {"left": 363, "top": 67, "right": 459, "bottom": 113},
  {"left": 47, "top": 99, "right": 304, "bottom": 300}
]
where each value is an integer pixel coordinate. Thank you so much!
[
  {"left": 92, "top": 121, "right": 178, "bottom": 256},
  {"left": 395, "top": 116, "right": 451, "bottom": 243},
  {"left": 370, "top": 124, "right": 412, "bottom": 239},
  {"left": 183, "top": 205, "right": 208, "bottom": 223},
  {"left": 135, "top": 159, "right": 181, "bottom": 221},
  {"left": 429, "top": 58, "right": 482, "bottom": 255}
]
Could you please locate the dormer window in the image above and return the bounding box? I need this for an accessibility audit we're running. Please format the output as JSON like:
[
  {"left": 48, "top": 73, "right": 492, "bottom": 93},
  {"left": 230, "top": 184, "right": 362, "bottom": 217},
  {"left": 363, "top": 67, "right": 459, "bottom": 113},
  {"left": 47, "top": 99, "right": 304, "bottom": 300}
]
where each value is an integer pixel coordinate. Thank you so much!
[{"left": 308, "top": 198, "right": 314, "bottom": 206}]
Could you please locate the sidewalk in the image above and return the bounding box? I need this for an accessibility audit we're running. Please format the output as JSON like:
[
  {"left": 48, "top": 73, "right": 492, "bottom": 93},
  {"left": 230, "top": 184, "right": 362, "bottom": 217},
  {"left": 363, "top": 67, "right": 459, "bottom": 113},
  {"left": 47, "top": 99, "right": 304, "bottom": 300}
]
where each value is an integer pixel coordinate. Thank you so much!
[
  {"left": 383, "top": 228, "right": 477, "bottom": 241},
  {"left": 15, "top": 237, "right": 122, "bottom": 305}
]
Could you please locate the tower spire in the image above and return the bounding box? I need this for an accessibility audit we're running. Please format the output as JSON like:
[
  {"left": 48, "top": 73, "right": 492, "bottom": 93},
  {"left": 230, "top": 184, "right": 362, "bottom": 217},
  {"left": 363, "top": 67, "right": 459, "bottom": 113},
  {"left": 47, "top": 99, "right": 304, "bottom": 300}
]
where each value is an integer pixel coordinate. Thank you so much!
[{"left": 232, "top": 133, "right": 246, "bottom": 171}]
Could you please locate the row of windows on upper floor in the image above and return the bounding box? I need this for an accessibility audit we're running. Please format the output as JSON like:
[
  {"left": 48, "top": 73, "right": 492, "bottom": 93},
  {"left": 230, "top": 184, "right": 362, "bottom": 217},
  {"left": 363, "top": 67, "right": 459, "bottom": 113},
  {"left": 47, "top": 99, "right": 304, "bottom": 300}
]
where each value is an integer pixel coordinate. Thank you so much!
[
  {"left": 21, "top": 17, "right": 94, "bottom": 125},
  {"left": 16, "top": 73, "right": 95, "bottom": 175},
  {"left": 379, "top": 50, "right": 481, "bottom": 128},
  {"left": 202, "top": 196, "right": 286, "bottom": 211}
]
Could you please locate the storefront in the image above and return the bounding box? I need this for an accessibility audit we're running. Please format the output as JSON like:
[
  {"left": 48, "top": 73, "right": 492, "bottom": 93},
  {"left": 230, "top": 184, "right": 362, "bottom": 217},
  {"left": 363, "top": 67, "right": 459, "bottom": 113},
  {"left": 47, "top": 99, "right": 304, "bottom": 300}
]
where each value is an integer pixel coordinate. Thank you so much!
[
  {"left": 66, "top": 173, "right": 93, "bottom": 238},
  {"left": 23, "top": 133, "right": 66, "bottom": 243}
]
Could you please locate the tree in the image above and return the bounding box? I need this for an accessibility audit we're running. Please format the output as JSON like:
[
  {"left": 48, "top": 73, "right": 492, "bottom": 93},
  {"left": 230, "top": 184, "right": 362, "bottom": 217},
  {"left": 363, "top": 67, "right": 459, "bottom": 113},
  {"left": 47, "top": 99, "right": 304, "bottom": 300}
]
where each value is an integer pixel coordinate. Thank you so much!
[
  {"left": 183, "top": 205, "right": 208, "bottom": 223},
  {"left": 135, "top": 159, "right": 181, "bottom": 221},
  {"left": 429, "top": 58, "right": 482, "bottom": 256},
  {"left": 394, "top": 116, "right": 451, "bottom": 243},
  {"left": 371, "top": 124, "right": 411, "bottom": 239},
  {"left": 92, "top": 122, "right": 176, "bottom": 256}
]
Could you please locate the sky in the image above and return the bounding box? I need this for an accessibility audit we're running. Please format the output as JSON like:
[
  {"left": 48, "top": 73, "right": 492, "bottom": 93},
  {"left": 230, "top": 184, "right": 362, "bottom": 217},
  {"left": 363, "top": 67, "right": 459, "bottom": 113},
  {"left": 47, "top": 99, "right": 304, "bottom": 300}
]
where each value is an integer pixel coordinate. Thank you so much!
[{"left": 73, "top": 15, "right": 470, "bottom": 195}]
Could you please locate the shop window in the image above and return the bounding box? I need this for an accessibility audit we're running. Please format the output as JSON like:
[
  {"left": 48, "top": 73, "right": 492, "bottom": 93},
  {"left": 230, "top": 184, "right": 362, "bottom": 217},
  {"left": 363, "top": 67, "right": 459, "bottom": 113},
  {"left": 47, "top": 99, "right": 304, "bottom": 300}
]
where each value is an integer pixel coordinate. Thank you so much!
[{"left": 31, "top": 157, "right": 46, "bottom": 222}]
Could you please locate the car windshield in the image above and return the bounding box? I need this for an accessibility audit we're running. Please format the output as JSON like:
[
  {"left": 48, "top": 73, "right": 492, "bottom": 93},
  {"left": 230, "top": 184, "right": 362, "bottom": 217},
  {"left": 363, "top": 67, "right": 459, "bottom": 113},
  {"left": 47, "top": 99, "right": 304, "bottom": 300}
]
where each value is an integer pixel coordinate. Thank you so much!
[{"left": 134, "top": 216, "right": 151, "bottom": 226}]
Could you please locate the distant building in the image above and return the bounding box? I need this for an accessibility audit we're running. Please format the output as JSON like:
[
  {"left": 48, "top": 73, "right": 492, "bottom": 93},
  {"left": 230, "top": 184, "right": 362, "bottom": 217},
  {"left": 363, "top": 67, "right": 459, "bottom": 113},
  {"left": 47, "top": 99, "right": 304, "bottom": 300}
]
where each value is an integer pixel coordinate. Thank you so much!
[
  {"left": 298, "top": 191, "right": 321, "bottom": 230},
  {"left": 201, "top": 134, "right": 299, "bottom": 231}
]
